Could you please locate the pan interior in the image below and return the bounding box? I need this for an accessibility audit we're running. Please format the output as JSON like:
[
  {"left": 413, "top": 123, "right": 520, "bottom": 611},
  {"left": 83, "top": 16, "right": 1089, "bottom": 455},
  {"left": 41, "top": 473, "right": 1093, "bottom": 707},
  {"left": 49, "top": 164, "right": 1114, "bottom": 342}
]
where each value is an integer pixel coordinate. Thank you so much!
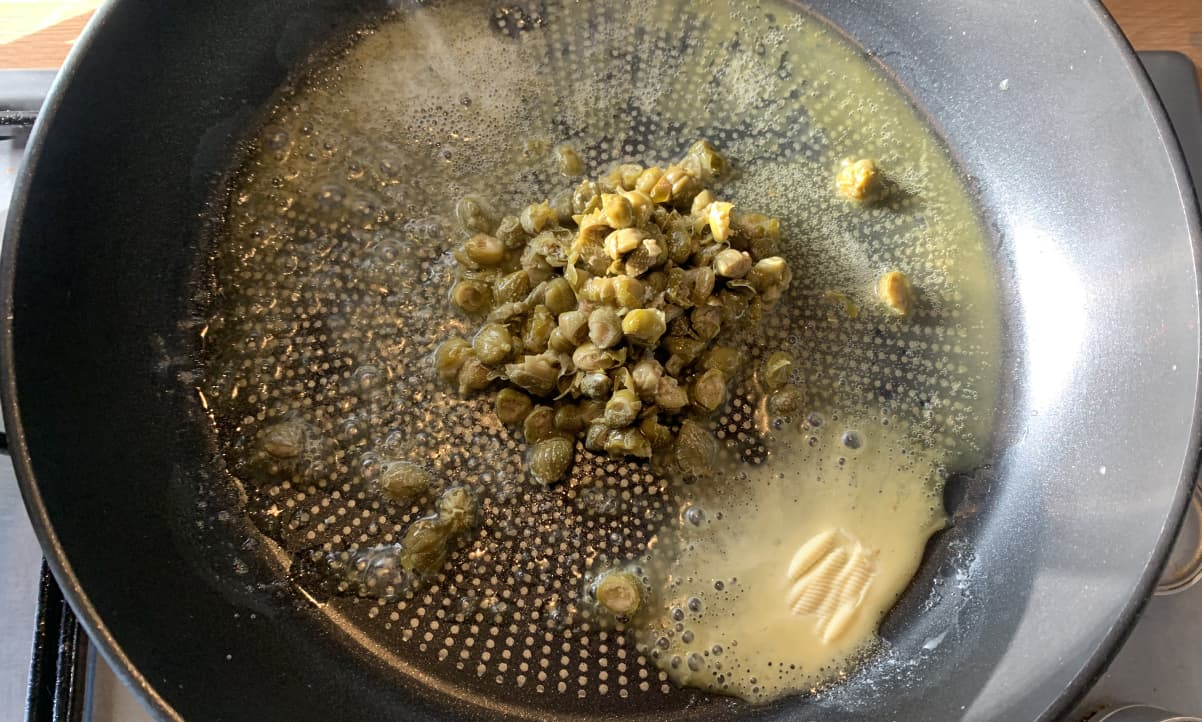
[{"left": 196, "top": 0, "right": 1002, "bottom": 716}]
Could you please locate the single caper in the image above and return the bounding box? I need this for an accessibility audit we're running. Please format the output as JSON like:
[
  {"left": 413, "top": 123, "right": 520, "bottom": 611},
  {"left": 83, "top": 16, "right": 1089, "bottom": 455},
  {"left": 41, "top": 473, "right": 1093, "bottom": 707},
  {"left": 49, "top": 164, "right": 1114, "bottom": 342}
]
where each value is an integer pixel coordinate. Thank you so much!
[
  {"left": 554, "top": 403, "right": 588, "bottom": 434},
  {"left": 463, "top": 233, "right": 505, "bottom": 266},
  {"left": 699, "top": 345, "right": 740, "bottom": 377},
  {"left": 767, "top": 385, "right": 803, "bottom": 415},
  {"left": 640, "top": 415, "right": 675, "bottom": 450},
  {"left": 691, "top": 189, "right": 716, "bottom": 217},
  {"left": 544, "top": 277, "right": 577, "bottom": 316},
  {"left": 589, "top": 307, "right": 624, "bottom": 349},
  {"left": 473, "top": 323, "right": 514, "bottom": 366},
  {"left": 654, "top": 376, "right": 690, "bottom": 412},
  {"left": 523, "top": 405, "right": 557, "bottom": 443},
  {"left": 604, "top": 227, "right": 644, "bottom": 259},
  {"left": 602, "top": 193, "right": 633, "bottom": 229},
  {"left": 520, "top": 201, "right": 556, "bottom": 235},
  {"left": 604, "top": 427, "right": 652, "bottom": 458},
  {"left": 261, "top": 420, "right": 304, "bottom": 458},
  {"left": 685, "top": 139, "right": 726, "bottom": 181},
  {"left": 612, "top": 275, "right": 646, "bottom": 309},
  {"left": 377, "top": 460, "right": 431, "bottom": 504},
  {"left": 493, "top": 270, "right": 532, "bottom": 304},
  {"left": 762, "top": 351, "right": 794, "bottom": 390},
  {"left": 621, "top": 308, "right": 667, "bottom": 346},
  {"left": 691, "top": 368, "right": 727, "bottom": 414},
  {"left": 433, "top": 336, "right": 472, "bottom": 383},
  {"left": 746, "top": 256, "right": 791, "bottom": 294},
  {"left": 495, "top": 387, "right": 534, "bottom": 425},
  {"left": 557, "top": 310, "right": 590, "bottom": 345},
  {"left": 523, "top": 305, "right": 555, "bottom": 353},
  {"left": 689, "top": 305, "right": 722, "bottom": 341},
  {"left": 437, "top": 486, "right": 478, "bottom": 534},
  {"left": 585, "top": 421, "right": 613, "bottom": 452},
  {"left": 456, "top": 195, "right": 496, "bottom": 234},
  {"left": 572, "top": 179, "right": 601, "bottom": 214},
  {"left": 457, "top": 356, "right": 494, "bottom": 396},
  {"left": 450, "top": 279, "right": 492, "bottom": 315},
  {"left": 675, "top": 419, "right": 717, "bottom": 479},
  {"left": 604, "top": 389, "right": 642, "bottom": 428},
  {"left": 706, "top": 201, "right": 734, "bottom": 243},
  {"left": 713, "top": 248, "right": 752, "bottom": 278},
  {"left": 836, "top": 157, "right": 885, "bottom": 202},
  {"left": 580, "top": 371, "right": 613, "bottom": 400},
  {"left": 504, "top": 353, "right": 560, "bottom": 397},
  {"left": 555, "top": 144, "right": 584, "bottom": 177},
  {"left": 528, "top": 436, "right": 575, "bottom": 484},
  {"left": 400, "top": 515, "right": 452, "bottom": 574},
  {"left": 495, "top": 214, "right": 528, "bottom": 249},
  {"left": 878, "top": 270, "right": 914, "bottom": 317},
  {"left": 595, "top": 570, "right": 642, "bottom": 614}
]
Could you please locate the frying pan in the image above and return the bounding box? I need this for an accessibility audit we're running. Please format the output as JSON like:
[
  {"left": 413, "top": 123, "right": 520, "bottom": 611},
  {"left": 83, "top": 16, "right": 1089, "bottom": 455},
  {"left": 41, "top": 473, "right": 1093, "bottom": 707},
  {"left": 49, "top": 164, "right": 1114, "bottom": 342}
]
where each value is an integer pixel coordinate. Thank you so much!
[{"left": 3, "top": 0, "right": 1200, "bottom": 720}]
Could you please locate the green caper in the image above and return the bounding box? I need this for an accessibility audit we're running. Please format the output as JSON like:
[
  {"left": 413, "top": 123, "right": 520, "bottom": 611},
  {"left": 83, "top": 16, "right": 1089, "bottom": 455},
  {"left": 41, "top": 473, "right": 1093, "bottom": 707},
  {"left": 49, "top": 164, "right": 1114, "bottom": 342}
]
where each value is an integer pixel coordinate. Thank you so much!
[
  {"left": 640, "top": 415, "right": 674, "bottom": 450},
  {"left": 746, "top": 256, "right": 791, "bottom": 294},
  {"left": 644, "top": 270, "right": 669, "bottom": 295},
  {"left": 473, "top": 323, "right": 514, "bottom": 366},
  {"left": 550, "top": 189, "right": 575, "bottom": 225},
  {"left": 433, "top": 336, "right": 472, "bottom": 383},
  {"left": 602, "top": 193, "right": 633, "bottom": 229},
  {"left": 588, "top": 307, "right": 624, "bottom": 349},
  {"left": 400, "top": 515, "right": 452, "bottom": 574},
  {"left": 522, "top": 305, "right": 555, "bottom": 353},
  {"left": 631, "top": 357, "right": 664, "bottom": 399},
  {"left": 556, "top": 144, "right": 584, "bottom": 177},
  {"left": 523, "top": 405, "right": 557, "bottom": 443},
  {"left": 520, "top": 245, "right": 553, "bottom": 284},
  {"left": 596, "top": 571, "right": 642, "bottom": 616},
  {"left": 578, "top": 399, "right": 606, "bottom": 423},
  {"left": 634, "top": 166, "right": 664, "bottom": 197},
  {"left": 544, "top": 277, "right": 577, "bottom": 316},
  {"left": 580, "top": 371, "right": 613, "bottom": 400},
  {"left": 528, "top": 436, "right": 575, "bottom": 484},
  {"left": 554, "top": 403, "right": 588, "bottom": 434},
  {"left": 457, "top": 356, "right": 494, "bottom": 396},
  {"left": 494, "top": 270, "right": 532, "bottom": 303},
  {"left": 685, "top": 139, "right": 725, "bottom": 181},
  {"left": 663, "top": 165, "right": 700, "bottom": 202},
  {"left": 604, "top": 389, "right": 642, "bottom": 428},
  {"left": 713, "top": 248, "right": 752, "bottom": 278},
  {"left": 689, "top": 305, "right": 722, "bottom": 341},
  {"left": 699, "top": 345, "right": 740, "bottom": 376},
  {"left": 504, "top": 353, "right": 560, "bottom": 397},
  {"left": 579, "top": 276, "right": 616, "bottom": 304},
  {"left": 450, "top": 279, "right": 492, "bottom": 315},
  {"left": 767, "top": 385, "right": 803, "bottom": 415},
  {"left": 604, "top": 227, "right": 644, "bottom": 259},
  {"left": 762, "top": 351, "right": 794, "bottom": 390},
  {"left": 654, "top": 376, "right": 690, "bottom": 412},
  {"left": 604, "top": 427, "right": 652, "bottom": 458},
  {"left": 547, "top": 327, "right": 574, "bottom": 353},
  {"left": 663, "top": 335, "right": 706, "bottom": 365},
  {"left": 572, "top": 179, "right": 601, "bottom": 214},
  {"left": 456, "top": 195, "right": 496, "bottom": 234},
  {"left": 520, "top": 201, "right": 556, "bottom": 235},
  {"left": 557, "top": 310, "right": 590, "bottom": 345},
  {"left": 463, "top": 233, "right": 505, "bottom": 266},
  {"left": 624, "top": 236, "right": 666, "bottom": 277},
  {"left": 585, "top": 422, "right": 613, "bottom": 452},
  {"left": 612, "top": 275, "right": 646, "bottom": 309},
  {"left": 618, "top": 190, "right": 654, "bottom": 226},
  {"left": 572, "top": 342, "right": 616, "bottom": 373},
  {"left": 377, "top": 460, "right": 431, "bottom": 504},
  {"left": 878, "top": 270, "right": 913, "bottom": 317},
  {"left": 261, "top": 420, "right": 304, "bottom": 458},
  {"left": 495, "top": 214, "right": 528, "bottom": 249},
  {"left": 622, "top": 308, "right": 667, "bottom": 346},
  {"left": 690, "top": 368, "right": 727, "bottom": 414},
  {"left": 437, "top": 486, "right": 478, "bottom": 534},
  {"left": 486, "top": 301, "right": 528, "bottom": 324},
  {"left": 675, "top": 419, "right": 717, "bottom": 479},
  {"left": 495, "top": 387, "right": 534, "bottom": 425}
]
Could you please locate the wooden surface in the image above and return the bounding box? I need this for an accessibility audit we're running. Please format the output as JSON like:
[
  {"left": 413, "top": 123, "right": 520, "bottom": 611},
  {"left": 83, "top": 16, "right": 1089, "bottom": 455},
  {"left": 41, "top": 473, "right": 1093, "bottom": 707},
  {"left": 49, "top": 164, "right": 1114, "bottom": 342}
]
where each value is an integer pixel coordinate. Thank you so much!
[{"left": 0, "top": 1, "right": 1199, "bottom": 72}]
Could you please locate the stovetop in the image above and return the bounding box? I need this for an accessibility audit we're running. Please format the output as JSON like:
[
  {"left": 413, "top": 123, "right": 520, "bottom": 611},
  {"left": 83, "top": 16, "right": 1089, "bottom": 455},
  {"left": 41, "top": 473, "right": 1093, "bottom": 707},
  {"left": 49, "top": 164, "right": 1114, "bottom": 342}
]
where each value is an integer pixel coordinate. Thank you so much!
[{"left": 2, "top": 53, "right": 1202, "bottom": 722}]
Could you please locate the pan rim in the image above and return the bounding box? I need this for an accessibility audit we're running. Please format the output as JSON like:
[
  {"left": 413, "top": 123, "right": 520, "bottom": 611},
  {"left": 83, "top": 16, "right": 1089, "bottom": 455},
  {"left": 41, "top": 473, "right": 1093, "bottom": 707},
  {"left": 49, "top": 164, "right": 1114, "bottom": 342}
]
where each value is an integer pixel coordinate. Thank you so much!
[{"left": 0, "top": 1, "right": 1199, "bottom": 720}]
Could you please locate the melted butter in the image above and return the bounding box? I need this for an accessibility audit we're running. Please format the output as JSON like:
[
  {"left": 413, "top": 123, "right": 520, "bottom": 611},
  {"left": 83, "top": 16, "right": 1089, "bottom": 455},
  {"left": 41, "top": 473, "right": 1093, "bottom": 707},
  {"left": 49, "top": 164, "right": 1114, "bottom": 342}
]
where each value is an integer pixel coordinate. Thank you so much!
[{"left": 641, "top": 417, "right": 952, "bottom": 702}]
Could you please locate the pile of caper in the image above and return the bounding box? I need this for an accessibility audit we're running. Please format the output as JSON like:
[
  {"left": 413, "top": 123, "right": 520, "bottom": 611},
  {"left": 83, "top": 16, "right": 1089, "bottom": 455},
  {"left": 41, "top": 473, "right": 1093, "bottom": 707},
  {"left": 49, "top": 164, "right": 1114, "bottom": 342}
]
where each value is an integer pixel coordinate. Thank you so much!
[{"left": 433, "top": 141, "right": 793, "bottom": 484}]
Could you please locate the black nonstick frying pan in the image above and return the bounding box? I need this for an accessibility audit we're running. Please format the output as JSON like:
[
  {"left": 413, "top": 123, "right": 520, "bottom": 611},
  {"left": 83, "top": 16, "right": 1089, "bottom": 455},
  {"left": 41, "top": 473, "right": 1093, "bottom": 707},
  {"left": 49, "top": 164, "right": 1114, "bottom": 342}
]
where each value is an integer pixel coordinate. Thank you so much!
[{"left": 3, "top": 1, "right": 1201, "bottom": 720}]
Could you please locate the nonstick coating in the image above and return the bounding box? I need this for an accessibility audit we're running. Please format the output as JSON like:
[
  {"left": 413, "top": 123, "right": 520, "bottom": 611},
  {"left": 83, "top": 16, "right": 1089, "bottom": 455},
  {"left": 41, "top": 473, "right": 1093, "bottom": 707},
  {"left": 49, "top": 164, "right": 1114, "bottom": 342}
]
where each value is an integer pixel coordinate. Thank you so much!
[{"left": 3, "top": 1, "right": 1200, "bottom": 721}]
